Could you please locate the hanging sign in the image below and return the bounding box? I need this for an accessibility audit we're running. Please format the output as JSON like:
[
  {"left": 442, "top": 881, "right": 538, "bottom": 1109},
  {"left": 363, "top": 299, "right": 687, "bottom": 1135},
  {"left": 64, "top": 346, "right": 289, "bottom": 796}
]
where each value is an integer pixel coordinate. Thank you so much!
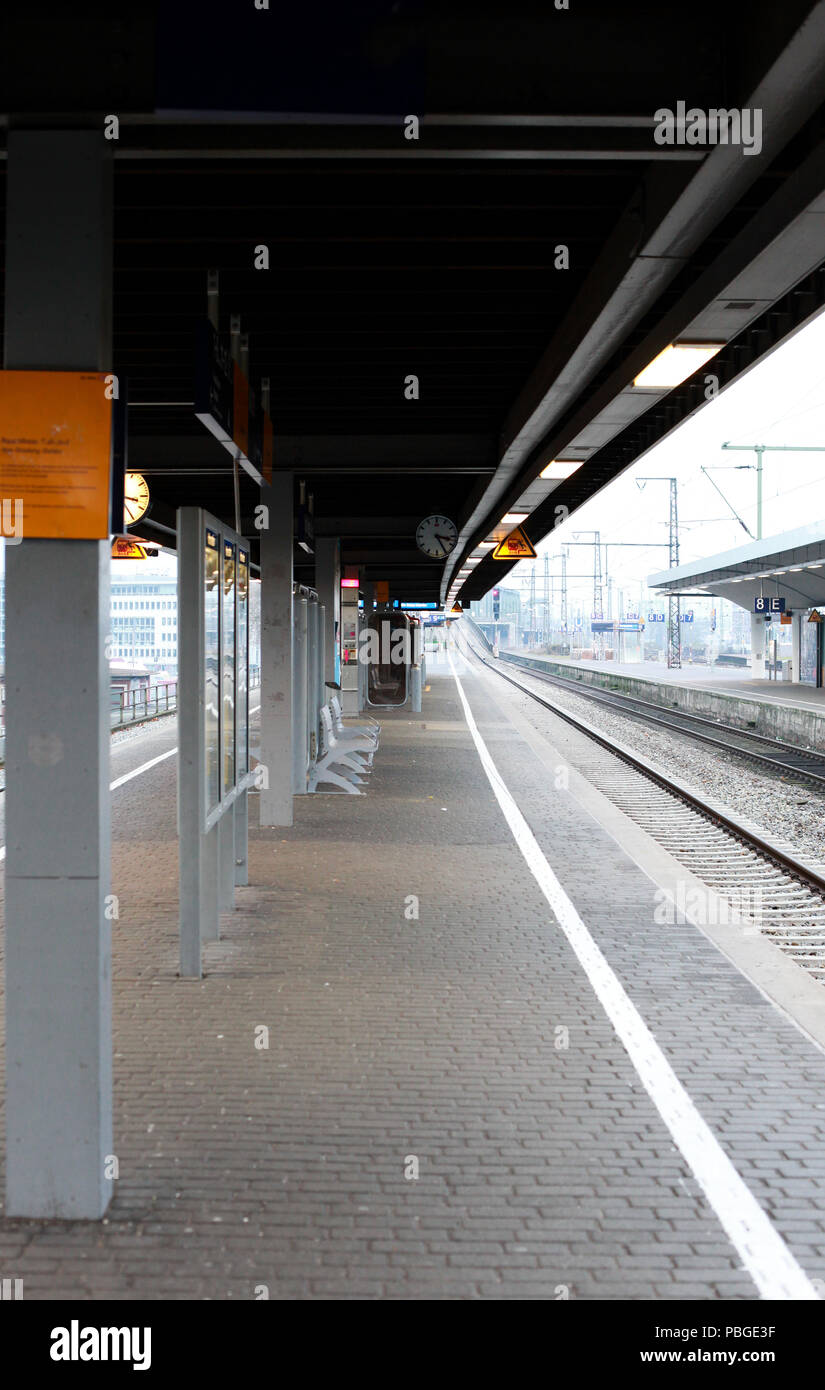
[
  {"left": 194, "top": 320, "right": 266, "bottom": 485},
  {"left": 111, "top": 537, "right": 147, "bottom": 560},
  {"left": 492, "top": 526, "right": 536, "bottom": 560},
  {"left": 754, "top": 596, "right": 785, "bottom": 613}
]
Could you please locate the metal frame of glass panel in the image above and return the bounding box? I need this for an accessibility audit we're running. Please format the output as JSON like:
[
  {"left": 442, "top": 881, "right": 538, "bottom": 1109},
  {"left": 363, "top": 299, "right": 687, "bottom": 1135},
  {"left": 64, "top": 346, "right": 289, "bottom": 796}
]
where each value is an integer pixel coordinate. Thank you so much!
[{"left": 178, "top": 507, "right": 256, "bottom": 978}]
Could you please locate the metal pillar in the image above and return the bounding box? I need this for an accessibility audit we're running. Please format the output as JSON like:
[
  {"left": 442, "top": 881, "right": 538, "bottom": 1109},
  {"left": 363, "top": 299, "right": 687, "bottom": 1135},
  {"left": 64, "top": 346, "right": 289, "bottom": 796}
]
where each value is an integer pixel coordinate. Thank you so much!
[
  {"left": 316, "top": 537, "right": 341, "bottom": 689},
  {"left": 234, "top": 794, "right": 249, "bottom": 886},
  {"left": 306, "top": 596, "right": 320, "bottom": 765},
  {"left": 218, "top": 811, "right": 236, "bottom": 911},
  {"left": 178, "top": 509, "right": 219, "bottom": 970},
  {"left": 561, "top": 549, "right": 568, "bottom": 647},
  {"left": 667, "top": 480, "right": 681, "bottom": 669},
  {"left": 3, "top": 130, "right": 113, "bottom": 1218},
  {"left": 317, "top": 605, "right": 327, "bottom": 723},
  {"left": 292, "top": 594, "right": 308, "bottom": 793},
  {"left": 259, "top": 474, "right": 293, "bottom": 825}
]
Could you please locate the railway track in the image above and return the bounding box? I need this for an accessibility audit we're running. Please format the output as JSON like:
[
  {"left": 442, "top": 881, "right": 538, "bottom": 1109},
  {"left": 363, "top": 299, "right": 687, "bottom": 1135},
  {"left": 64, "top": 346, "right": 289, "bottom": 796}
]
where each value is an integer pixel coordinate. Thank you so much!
[
  {"left": 500, "top": 653, "right": 825, "bottom": 788},
  {"left": 458, "top": 626, "right": 825, "bottom": 986}
]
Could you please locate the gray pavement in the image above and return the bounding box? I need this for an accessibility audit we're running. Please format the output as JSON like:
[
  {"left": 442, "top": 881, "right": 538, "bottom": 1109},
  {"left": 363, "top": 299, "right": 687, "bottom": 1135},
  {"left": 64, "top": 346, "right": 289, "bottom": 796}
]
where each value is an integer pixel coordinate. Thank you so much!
[
  {"left": 522, "top": 653, "right": 825, "bottom": 711},
  {"left": 1, "top": 669, "right": 825, "bottom": 1299}
]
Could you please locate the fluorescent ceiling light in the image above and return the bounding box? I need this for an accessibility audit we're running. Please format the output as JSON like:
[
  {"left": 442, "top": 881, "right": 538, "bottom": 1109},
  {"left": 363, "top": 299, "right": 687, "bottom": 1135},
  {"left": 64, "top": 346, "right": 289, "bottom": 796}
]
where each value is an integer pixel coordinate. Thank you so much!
[
  {"left": 478, "top": 541, "right": 496, "bottom": 550},
  {"left": 540, "top": 459, "right": 584, "bottom": 480},
  {"left": 807, "top": 562, "right": 825, "bottom": 568},
  {"left": 500, "top": 512, "right": 528, "bottom": 525},
  {"left": 633, "top": 342, "right": 723, "bottom": 389}
]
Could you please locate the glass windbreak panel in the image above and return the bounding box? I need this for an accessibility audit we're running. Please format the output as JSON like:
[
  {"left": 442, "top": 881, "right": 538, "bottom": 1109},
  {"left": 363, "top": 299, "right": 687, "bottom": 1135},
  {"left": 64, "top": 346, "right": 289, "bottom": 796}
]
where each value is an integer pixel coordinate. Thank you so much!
[
  {"left": 222, "top": 540, "right": 236, "bottom": 795},
  {"left": 236, "top": 549, "right": 249, "bottom": 775},
  {"left": 204, "top": 527, "right": 221, "bottom": 814},
  {"left": 366, "top": 614, "right": 409, "bottom": 706},
  {"left": 800, "top": 617, "right": 819, "bottom": 686}
]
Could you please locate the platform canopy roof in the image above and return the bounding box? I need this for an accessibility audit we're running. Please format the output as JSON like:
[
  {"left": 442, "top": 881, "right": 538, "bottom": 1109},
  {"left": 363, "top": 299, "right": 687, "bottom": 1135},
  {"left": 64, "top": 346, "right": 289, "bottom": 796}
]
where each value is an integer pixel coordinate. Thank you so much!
[
  {"left": 3, "top": 2, "right": 825, "bottom": 602},
  {"left": 648, "top": 521, "right": 825, "bottom": 612}
]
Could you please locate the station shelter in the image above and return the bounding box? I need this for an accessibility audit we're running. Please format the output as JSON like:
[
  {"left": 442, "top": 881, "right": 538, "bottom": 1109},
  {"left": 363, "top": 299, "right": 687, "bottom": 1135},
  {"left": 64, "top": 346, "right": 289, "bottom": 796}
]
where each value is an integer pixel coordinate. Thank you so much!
[{"left": 649, "top": 522, "right": 825, "bottom": 686}]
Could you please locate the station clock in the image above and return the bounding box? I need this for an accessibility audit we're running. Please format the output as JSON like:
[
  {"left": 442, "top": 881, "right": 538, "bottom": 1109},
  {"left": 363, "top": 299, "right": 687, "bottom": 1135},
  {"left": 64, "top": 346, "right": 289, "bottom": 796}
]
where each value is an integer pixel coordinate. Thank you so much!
[
  {"left": 416, "top": 514, "right": 458, "bottom": 560},
  {"left": 123, "top": 472, "right": 150, "bottom": 526}
]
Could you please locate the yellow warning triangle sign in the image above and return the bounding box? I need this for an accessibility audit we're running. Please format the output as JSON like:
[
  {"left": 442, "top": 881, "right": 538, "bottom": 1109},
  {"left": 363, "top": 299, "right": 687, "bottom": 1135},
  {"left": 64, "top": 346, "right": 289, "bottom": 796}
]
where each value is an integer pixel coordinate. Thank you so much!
[
  {"left": 808, "top": 609, "right": 823, "bottom": 623},
  {"left": 112, "top": 537, "right": 147, "bottom": 560},
  {"left": 451, "top": 602, "right": 463, "bottom": 613},
  {"left": 492, "top": 526, "right": 536, "bottom": 560}
]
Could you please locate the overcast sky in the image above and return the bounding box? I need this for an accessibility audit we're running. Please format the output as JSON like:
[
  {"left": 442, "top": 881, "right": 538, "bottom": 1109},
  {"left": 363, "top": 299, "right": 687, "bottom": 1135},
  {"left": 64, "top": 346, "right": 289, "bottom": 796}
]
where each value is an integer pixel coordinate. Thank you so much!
[{"left": 508, "top": 306, "right": 825, "bottom": 610}]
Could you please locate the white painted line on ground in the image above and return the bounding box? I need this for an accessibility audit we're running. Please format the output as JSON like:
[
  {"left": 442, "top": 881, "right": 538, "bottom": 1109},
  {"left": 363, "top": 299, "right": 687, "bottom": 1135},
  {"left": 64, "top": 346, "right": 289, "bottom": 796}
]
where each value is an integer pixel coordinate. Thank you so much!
[
  {"left": 109, "top": 747, "right": 177, "bottom": 791},
  {"left": 447, "top": 648, "right": 818, "bottom": 1301},
  {"left": 0, "top": 698, "right": 262, "bottom": 860}
]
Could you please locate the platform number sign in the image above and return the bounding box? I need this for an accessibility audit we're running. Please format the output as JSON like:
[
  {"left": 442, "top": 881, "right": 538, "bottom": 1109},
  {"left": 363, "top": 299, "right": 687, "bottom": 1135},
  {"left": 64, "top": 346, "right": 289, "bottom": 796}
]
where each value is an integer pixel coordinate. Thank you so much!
[
  {"left": 647, "top": 612, "right": 665, "bottom": 623},
  {"left": 679, "top": 610, "right": 694, "bottom": 623},
  {"left": 754, "top": 596, "right": 785, "bottom": 614}
]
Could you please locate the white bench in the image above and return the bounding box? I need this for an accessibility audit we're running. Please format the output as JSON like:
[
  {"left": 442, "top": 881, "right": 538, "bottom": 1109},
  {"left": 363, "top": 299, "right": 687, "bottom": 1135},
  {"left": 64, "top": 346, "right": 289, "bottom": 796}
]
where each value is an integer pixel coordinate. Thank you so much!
[
  {"left": 330, "top": 692, "right": 379, "bottom": 745},
  {"left": 308, "top": 704, "right": 377, "bottom": 795}
]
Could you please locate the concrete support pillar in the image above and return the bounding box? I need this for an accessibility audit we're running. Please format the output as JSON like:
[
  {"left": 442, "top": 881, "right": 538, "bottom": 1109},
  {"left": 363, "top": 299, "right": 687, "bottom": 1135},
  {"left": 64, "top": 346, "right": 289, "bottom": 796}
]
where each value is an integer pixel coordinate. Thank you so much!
[
  {"left": 259, "top": 474, "right": 293, "bottom": 825},
  {"left": 316, "top": 537, "right": 341, "bottom": 690},
  {"left": 792, "top": 612, "right": 802, "bottom": 682},
  {"left": 3, "top": 130, "right": 113, "bottom": 1218},
  {"left": 750, "top": 613, "right": 767, "bottom": 677}
]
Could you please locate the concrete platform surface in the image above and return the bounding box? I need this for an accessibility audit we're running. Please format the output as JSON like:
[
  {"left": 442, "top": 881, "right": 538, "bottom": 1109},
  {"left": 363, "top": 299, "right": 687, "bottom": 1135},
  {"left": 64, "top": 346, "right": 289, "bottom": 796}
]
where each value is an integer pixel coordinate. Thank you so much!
[
  {"left": 521, "top": 653, "right": 823, "bottom": 710},
  {"left": 2, "top": 662, "right": 825, "bottom": 1299}
]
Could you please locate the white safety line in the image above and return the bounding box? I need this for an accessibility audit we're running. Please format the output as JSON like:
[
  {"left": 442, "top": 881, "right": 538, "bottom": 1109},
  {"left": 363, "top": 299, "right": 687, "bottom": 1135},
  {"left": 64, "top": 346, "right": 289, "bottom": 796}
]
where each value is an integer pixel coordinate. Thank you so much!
[
  {"left": 447, "top": 648, "right": 819, "bottom": 1301},
  {"left": 0, "top": 696, "right": 262, "bottom": 862},
  {"left": 109, "top": 747, "right": 177, "bottom": 790}
]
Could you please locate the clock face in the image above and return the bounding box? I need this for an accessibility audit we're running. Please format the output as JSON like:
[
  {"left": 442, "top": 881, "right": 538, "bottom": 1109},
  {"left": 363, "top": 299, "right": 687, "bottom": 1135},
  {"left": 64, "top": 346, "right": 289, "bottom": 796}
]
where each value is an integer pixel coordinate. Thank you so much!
[
  {"left": 123, "top": 472, "right": 150, "bottom": 526},
  {"left": 416, "top": 514, "right": 458, "bottom": 560}
]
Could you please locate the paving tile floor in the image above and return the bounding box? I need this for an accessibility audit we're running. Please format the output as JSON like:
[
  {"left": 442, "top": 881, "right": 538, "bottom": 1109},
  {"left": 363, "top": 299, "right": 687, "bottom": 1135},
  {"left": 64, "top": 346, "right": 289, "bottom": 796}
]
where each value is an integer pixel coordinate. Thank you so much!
[{"left": 1, "top": 660, "right": 825, "bottom": 1299}]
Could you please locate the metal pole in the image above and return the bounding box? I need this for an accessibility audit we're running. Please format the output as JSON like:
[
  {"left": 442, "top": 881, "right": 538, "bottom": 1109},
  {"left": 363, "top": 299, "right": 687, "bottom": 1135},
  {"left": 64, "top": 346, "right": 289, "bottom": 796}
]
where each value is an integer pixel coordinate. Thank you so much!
[
  {"left": 259, "top": 473, "right": 294, "bottom": 825},
  {"left": 178, "top": 508, "right": 219, "bottom": 976},
  {"left": 292, "top": 594, "right": 308, "bottom": 793}
]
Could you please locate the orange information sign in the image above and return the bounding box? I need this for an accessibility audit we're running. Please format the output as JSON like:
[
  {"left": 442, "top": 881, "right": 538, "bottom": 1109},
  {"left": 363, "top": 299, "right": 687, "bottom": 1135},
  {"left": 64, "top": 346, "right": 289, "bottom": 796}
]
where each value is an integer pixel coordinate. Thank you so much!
[
  {"left": 0, "top": 371, "right": 112, "bottom": 539},
  {"left": 111, "top": 537, "right": 147, "bottom": 560},
  {"left": 492, "top": 525, "right": 536, "bottom": 560},
  {"left": 375, "top": 580, "right": 390, "bottom": 603}
]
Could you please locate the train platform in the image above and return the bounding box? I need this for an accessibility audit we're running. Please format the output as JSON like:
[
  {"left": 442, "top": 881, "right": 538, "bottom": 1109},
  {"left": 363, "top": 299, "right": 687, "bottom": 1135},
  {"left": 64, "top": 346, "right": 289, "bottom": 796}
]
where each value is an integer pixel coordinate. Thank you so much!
[
  {"left": 3, "top": 651, "right": 825, "bottom": 1300},
  {"left": 502, "top": 650, "right": 825, "bottom": 745},
  {"left": 519, "top": 653, "right": 825, "bottom": 703}
]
